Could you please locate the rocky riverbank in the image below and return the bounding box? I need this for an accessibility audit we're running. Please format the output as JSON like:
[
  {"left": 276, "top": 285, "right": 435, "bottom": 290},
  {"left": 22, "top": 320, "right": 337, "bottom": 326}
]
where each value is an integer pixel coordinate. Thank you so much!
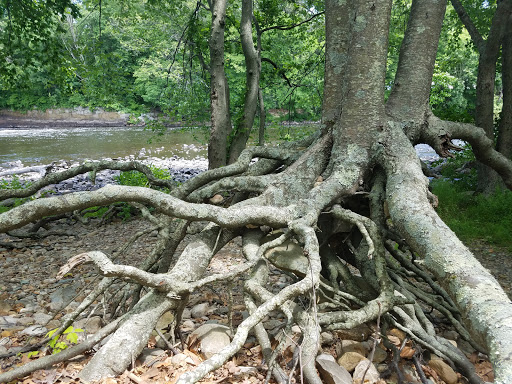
[
  {"left": 0, "top": 142, "right": 446, "bottom": 199},
  {"left": 0, "top": 152, "right": 208, "bottom": 202},
  {"left": 0, "top": 214, "right": 505, "bottom": 383}
]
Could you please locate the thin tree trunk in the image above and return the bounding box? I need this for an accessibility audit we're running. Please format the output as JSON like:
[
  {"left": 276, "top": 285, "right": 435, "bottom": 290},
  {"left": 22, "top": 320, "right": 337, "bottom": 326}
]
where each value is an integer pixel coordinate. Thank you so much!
[
  {"left": 227, "top": 0, "right": 261, "bottom": 163},
  {"left": 497, "top": 16, "right": 512, "bottom": 159},
  {"left": 208, "top": 0, "right": 232, "bottom": 169},
  {"left": 451, "top": 0, "right": 512, "bottom": 192},
  {"left": 258, "top": 88, "right": 265, "bottom": 146}
]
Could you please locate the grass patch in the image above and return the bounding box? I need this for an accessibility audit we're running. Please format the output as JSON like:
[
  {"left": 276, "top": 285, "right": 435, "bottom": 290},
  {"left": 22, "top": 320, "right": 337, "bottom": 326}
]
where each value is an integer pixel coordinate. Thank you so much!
[{"left": 432, "top": 180, "right": 512, "bottom": 250}]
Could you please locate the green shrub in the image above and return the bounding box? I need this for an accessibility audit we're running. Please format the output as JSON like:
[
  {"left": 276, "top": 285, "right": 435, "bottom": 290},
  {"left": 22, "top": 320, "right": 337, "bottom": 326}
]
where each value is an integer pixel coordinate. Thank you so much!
[
  {"left": 431, "top": 143, "right": 477, "bottom": 190},
  {"left": 0, "top": 176, "right": 32, "bottom": 212},
  {"left": 0, "top": 175, "right": 31, "bottom": 190},
  {"left": 432, "top": 180, "right": 512, "bottom": 250},
  {"left": 46, "top": 326, "right": 84, "bottom": 354},
  {"left": 115, "top": 165, "right": 172, "bottom": 191}
]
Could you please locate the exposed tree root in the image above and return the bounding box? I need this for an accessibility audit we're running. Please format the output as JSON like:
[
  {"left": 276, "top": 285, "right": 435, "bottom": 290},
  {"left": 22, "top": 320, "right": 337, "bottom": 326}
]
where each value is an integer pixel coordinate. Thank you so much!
[{"left": 0, "top": 123, "right": 511, "bottom": 383}]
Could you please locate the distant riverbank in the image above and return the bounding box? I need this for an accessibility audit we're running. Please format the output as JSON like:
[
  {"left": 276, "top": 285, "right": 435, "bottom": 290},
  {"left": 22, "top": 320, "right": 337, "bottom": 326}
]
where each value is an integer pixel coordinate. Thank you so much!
[{"left": 0, "top": 108, "right": 131, "bottom": 128}]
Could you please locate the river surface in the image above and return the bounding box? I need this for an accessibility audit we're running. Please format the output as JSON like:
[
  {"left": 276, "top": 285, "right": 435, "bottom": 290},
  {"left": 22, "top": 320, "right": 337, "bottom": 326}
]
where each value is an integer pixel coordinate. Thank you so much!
[
  {"left": 0, "top": 126, "right": 208, "bottom": 166},
  {"left": 0, "top": 125, "right": 441, "bottom": 168}
]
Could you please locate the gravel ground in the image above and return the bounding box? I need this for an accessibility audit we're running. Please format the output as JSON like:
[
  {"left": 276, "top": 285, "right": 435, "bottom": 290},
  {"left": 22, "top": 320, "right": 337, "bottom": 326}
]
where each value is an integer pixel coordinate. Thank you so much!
[{"left": 466, "top": 240, "right": 512, "bottom": 299}]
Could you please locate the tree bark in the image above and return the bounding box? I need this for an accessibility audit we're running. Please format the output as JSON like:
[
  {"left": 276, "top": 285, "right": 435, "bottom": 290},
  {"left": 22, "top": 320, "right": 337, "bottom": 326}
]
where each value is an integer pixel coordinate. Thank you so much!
[
  {"left": 208, "top": 0, "right": 232, "bottom": 169},
  {"left": 321, "top": 0, "right": 349, "bottom": 132},
  {"left": 451, "top": 0, "right": 512, "bottom": 192},
  {"left": 386, "top": 0, "right": 446, "bottom": 137},
  {"left": 227, "top": 0, "right": 261, "bottom": 163},
  {"left": 497, "top": 15, "right": 512, "bottom": 159}
]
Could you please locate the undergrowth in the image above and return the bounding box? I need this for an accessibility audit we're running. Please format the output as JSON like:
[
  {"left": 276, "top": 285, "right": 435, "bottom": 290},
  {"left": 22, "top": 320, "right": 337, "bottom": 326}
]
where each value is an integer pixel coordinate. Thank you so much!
[{"left": 432, "top": 180, "right": 512, "bottom": 250}]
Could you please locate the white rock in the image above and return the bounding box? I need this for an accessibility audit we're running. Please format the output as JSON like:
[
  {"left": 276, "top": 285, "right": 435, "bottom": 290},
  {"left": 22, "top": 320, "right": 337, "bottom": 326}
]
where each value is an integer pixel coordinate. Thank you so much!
[
  {"left": 190, "top": 303, "right": 209, "bottom": 318},
  {"left": 20, "top": 325, "right": 47, "bottom": 336},
  {"left": 321, "top": 331, "right": 335, "bottom": 345},
  {"left": 352, "top": 359, "right": 380, "bottom": 384},
  {"left": 0, "top": 316, "right": 20, "bottom": 328},
  {"left": 190, "top": 323, "right": 231, "bottom": 359},
  {"left": 33, "top": 313, "right": 53, "bottom": 325},
  {"left": 181, "top": 320, "right": 195, "bottom": 332},
  {"left": 316, "top": 353, "right": 352, "bottom": 384}
]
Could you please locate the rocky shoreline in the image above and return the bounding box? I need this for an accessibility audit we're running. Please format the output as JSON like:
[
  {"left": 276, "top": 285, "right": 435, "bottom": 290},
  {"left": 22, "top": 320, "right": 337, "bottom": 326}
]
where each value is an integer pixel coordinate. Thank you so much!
[
  {"left": 0, "top": 153, "right": 208, "bottom": 202},
  {"left": 0, "top": 143, "right": 444, "bottom": 201}
]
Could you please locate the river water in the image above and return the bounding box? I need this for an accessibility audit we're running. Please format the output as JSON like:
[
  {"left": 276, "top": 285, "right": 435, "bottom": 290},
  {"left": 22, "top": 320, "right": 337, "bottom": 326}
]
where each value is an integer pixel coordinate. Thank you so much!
[
  {"left": 0, "top": 126, "right": 208, "bottom": 167},
  {"left": 0, "top": 125, "right": 441, "bottom": 168}
]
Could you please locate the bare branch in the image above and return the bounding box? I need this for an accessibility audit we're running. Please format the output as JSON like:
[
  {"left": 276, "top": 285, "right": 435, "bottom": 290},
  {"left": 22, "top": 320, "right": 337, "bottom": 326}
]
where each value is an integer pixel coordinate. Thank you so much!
[
  {"left": 425, "top": 113, "right": 512, "bottom": 189},
  {"left": 0, "top": 160, "right": 176, "bottom": 200},
  {"left": 57, "top": 251, "right": 182, "bottom": 293},
  {"left": 0, "top": 185, "right": 292, "bottom": 233},
  {"left": 261, "top": 12, "right": 324, "bottom": 33},
  {"left": 449, "top": 0, "right": 485, "bottom": 52}
]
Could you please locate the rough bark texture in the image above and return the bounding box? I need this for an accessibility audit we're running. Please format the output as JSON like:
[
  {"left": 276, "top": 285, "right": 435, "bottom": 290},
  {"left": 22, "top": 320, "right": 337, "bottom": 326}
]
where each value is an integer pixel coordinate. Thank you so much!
[
  {"left": 497, "top": 16, "right": 512, "bottom": 159},
  {"left": 227, "top": 0, "right": 261, "bottom": 163},
  {"left": 321, "top": 0, "right": 348, "bottom": 131},
  {"left": 208, "top": 0, "right": 232, "bottom": 169},
  {"left": 386, "top": 0, "right": 446, "bottom": 135}
]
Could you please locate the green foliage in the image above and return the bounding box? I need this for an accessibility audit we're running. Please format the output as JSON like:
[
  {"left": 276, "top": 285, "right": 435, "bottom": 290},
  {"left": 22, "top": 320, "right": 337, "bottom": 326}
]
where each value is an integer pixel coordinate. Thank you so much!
[
  {"left": 46, "top": 326, "right": 84, "bottom": 354},
  {"left": 115, "top": 165, "right": 173, "bottom": 192},
  {"left": 82, "top": 206, "right": 110, "bottom": 218},
  {"left": 0, "top": 0, "right": 489, "bottom": 133},
  {"left": 432, "top": 180, "right": 512, "bottom": 250},
  {"left": 0, "top": 176, "right": 32, "bottom": 212},
  {"left": 0, "top": 175, "right": 28, "bottom": 190},
  {"left": 430, "top": 67, "right": 472, "bottom": 122},
  {"left": 25, "top": 350, "right": 39, "bottom": 359},
  {"left": 270, "top": 123, "right": 317, "bottom": 142},
  {"left": 0, "top": 0, "right": 79, "bottom": 91},
  {"left": 432, "top": 144, "right": 477, "bottom": 190}
]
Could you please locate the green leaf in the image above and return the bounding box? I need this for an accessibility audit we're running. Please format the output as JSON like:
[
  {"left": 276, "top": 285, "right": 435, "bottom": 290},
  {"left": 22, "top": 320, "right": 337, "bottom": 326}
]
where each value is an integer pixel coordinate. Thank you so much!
[{"left": 66, "top": 332, "right": 78, "bottom": 344}]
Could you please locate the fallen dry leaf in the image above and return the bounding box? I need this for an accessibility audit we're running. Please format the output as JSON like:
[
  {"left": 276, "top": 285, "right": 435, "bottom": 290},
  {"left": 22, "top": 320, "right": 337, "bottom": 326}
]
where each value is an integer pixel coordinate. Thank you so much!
[
  {"left": 387, "top": 335, "right": 400, "bottom": 346},
  {"left": 400, "top": 345, "right": 415, "bottom": 359},
  {"left": 388, "top": 328, "right": 406, "bottom": 342},
  {"left": 183, "top": 349, "right": 202, "bottom": 365}
]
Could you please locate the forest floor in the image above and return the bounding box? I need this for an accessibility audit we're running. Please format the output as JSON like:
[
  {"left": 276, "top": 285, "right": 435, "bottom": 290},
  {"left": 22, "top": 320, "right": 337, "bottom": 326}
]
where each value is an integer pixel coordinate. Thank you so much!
[{"left": 0, "top": 216, "right": 509, "bottom": 384}]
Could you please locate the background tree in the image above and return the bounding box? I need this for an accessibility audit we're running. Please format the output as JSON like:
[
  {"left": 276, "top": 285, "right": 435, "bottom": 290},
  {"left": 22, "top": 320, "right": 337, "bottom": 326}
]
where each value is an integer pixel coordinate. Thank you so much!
[
  {"left": 450, "top": 0, "right": 512, "bottom": 192},
  {"left": 0, "top": 0, "right": 79, "bottom": 108}
]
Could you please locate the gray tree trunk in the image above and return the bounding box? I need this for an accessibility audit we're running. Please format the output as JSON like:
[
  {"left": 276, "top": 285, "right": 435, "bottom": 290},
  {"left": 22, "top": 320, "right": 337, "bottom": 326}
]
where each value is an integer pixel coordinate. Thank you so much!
[
  {"left": 321, "top": 0, "right": 349, "bottom": 132},
  {"left": 497, "top": 16, "right": 512, "bottom": 160},
  {"left": 451, "top": 0, "right": 512, "bottom": 192},
  {"left": 227, "top": 0, "right": 261, "bottom": 163},
  {"left": 208, "top": 0, "right": 232, "bottom": 169}
]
